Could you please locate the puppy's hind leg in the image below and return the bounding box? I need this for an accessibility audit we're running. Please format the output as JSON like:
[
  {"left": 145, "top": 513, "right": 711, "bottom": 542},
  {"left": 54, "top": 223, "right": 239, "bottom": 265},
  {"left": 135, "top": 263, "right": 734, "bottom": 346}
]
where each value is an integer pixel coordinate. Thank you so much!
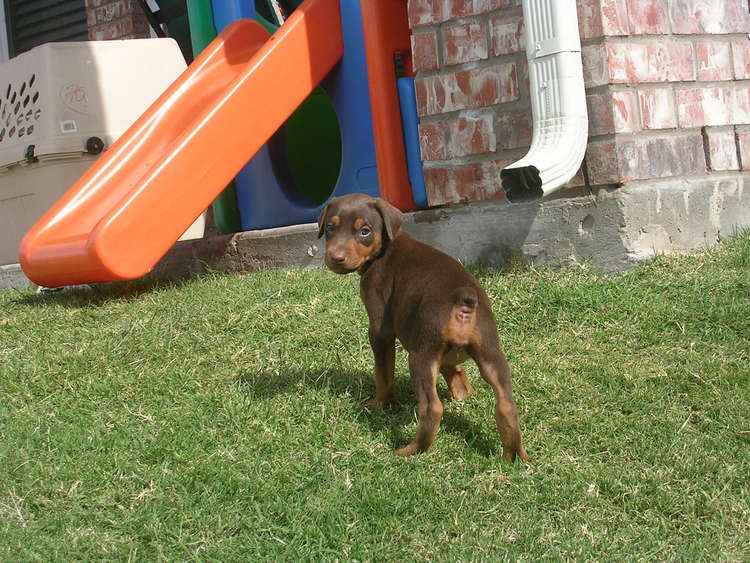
[
  {"left": 395, "top": 354, "right": 443, "bottom": 457},
  {"left": 471, "top": 345, "right": 530, "bottom": 463}
]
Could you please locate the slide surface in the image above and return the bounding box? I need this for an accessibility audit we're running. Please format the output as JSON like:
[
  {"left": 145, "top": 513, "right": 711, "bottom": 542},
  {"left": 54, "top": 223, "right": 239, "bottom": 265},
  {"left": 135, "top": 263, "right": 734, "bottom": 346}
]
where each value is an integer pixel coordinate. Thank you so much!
[{"left": 19, "top": 0, "right": 343, "bottom": 287}]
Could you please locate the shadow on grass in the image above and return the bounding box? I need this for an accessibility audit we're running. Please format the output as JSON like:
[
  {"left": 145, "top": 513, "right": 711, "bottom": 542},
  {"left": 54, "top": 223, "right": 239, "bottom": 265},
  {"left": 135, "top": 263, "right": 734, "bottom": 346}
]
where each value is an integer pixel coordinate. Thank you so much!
[
  {"left": 9, "top": 276, "right": 199, "bottom": 309},
  {"left": 237, "top": 367, "right": 499, "bottom": 457}
]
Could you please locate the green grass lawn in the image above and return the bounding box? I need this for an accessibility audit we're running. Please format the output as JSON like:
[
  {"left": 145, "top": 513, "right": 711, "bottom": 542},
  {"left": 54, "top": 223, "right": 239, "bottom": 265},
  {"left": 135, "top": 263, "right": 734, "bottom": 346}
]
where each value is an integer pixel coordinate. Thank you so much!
[{"left": 1, "top": 234, "right": 748, "bottom": 561}]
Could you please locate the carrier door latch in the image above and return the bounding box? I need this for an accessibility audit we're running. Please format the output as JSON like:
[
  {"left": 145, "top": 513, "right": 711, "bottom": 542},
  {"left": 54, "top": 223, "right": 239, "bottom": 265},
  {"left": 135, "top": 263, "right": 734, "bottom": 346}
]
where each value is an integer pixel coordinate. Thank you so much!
[{"left": 24, "top": 145, "right": 38, "bottom": 164}]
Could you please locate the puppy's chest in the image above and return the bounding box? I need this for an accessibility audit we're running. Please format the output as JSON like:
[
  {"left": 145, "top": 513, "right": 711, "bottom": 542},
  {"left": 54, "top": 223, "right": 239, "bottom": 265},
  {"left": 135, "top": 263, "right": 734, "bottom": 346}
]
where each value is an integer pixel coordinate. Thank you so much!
[{"left": 359, "top": 268, "right": 395, "bottom": 310}]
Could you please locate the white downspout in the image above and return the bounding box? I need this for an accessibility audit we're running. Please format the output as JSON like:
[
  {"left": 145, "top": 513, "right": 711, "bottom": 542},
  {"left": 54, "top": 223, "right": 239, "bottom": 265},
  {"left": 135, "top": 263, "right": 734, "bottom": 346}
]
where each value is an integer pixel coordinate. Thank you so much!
[{"left": 500, "top": 0, "right": 588, "bottom": 203}]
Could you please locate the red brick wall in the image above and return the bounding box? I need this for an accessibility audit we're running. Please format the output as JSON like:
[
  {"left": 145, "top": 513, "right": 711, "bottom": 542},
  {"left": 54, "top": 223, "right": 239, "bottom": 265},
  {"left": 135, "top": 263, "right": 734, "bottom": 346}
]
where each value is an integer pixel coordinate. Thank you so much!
[
  {"left": 410, "top": 0, "right": 523, "bottom": 205},
  {"left": 86, "top": 0, "right": 150, "bottom": 41},
  {"left": 409, "top": 0, "right": 750, "bottom": 206}
]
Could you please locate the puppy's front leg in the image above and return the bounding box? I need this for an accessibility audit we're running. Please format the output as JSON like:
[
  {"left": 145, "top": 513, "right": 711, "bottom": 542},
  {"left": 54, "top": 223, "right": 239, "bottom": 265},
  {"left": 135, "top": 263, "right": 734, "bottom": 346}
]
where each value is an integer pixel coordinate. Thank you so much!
[
  {"left": 365, "top": 325, "right": 395, "bottom": 408},
  {"left": 395, "top": 353, "right": 443, "bottom": 456}
]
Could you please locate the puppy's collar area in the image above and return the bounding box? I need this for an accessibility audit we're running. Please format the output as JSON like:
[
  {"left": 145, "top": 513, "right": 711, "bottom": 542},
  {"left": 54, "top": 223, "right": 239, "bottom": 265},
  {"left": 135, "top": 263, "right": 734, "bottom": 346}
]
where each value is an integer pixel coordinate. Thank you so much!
[
  {"left": 357, "top": 262, "right": 372, "bottom": 276},
  {"left": 357, "top": 233, "right": 395, "bottom": 276},
  {"left": 357, "top": 252, "right": 378, "bottom": 276}
]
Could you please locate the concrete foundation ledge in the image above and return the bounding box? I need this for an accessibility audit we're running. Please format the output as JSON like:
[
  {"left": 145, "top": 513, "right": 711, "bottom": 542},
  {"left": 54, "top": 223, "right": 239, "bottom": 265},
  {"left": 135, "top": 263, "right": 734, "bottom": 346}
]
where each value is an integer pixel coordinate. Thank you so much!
[
  {"left": 410, "top": 174, "right": 750, "bottom": 272},
  {"left": 1, "top": 263, "right": 31, "bottom": 290},
  {"left": 2, "top": 174, "right": 749, "bottom": 291},
  {"left": 149, "top": 173, "right": 750, "bottom": 279}
]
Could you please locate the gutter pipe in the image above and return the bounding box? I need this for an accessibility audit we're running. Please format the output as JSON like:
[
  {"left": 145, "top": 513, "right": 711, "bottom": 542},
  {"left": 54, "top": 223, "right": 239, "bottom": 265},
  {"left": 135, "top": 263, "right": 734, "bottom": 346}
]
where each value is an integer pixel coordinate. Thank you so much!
[{"left": 500, "top": 0, "right": 589, "bottom": 203}]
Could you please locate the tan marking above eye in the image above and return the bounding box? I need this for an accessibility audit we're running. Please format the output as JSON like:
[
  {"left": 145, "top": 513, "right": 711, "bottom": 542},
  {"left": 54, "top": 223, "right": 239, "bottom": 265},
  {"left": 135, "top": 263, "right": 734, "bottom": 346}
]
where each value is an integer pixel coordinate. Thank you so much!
[
  {"left": 331, "top": 215, "right": 341, "bottom": 226},
  {"left": 354, "top": 218, "right": 365, "bottom": 231}
]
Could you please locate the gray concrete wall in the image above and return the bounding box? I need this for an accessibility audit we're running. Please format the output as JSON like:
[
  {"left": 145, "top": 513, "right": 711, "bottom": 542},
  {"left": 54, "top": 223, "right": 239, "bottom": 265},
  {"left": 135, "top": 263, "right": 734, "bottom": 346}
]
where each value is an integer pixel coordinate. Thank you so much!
[
  {"left": 0, "top": 263, "right": 31, "bottom": 290},
  {"left": 409, "top": 173, "right": 750, "bottom": 272}
]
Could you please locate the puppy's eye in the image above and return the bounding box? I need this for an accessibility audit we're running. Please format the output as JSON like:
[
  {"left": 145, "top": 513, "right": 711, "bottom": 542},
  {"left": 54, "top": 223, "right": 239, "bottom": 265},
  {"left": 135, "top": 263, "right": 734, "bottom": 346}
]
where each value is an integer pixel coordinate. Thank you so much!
[
  {"left": 359, "top": 226, "right": 372, "bottom": 237},
  {"left": 325, "top": 223, "right": 336, "bottom": 234}
]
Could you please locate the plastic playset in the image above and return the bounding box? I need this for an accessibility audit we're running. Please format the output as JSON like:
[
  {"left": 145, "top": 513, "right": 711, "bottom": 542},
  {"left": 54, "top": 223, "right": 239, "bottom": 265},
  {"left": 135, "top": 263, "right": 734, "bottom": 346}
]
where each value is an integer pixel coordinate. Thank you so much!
[{"left": 17, "top": 0, "right": 426, "bottom": 287}]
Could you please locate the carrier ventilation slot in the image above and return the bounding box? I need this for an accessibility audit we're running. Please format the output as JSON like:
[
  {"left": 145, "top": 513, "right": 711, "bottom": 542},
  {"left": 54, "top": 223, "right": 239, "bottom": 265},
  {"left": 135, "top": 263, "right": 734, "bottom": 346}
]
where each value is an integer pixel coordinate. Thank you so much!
[{"left": 0, "top": 74, "right": 40, "bottom": 144}]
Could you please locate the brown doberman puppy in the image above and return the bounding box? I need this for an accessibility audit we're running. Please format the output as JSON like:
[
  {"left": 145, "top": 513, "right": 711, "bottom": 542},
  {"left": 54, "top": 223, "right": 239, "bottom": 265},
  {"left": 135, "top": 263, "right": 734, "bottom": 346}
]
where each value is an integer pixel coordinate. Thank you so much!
[{"left": 318, "top": 193, "right": 530, "bottom": 462}]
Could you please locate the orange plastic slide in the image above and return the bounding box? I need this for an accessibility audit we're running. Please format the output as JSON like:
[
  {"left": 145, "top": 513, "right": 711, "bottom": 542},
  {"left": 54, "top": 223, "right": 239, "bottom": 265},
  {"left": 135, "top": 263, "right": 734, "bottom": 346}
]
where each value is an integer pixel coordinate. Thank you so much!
[{"left": 19, "top": 0, "right": 343, "bottom": 288}]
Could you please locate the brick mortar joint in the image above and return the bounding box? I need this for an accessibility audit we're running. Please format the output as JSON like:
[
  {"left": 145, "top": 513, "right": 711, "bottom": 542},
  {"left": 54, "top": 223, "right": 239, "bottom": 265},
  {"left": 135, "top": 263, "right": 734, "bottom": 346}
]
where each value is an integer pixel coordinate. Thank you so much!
[
  {"left": 441, "top": 13, "right": 491, "bottom": 28},
  {"left": 412, "top": 26, "right": 440, "bottom": 35},
  {"left": 422, "top": 149, "right": 525, "bottom": 168},
  {"left": 700, "top": 126, "right": 713, "bottom": 168},
  {"left": 410, "top": 7, "right": 523, "bottom": 31},
  {"left": 421, "top": 106, "right": 508, "bottom": 122},
  {"left": 616, "top": 170, "right": 750, "bottom": 187},
  {"left": 592, "top": 128, "right": 710, "bottom": 141},
  {"left": 599, "top": 79, "right": 750, "bottom": 91},
  {"left": 419, "top": 102, "right": 525, "bottom": 121},
  {"left": 734, "top": 127, "right": 745, "bottom": 170},
  {"left": 674, "top": 79, "right": 750, "bottom": 89},
  {"left": 603, "top": 33, "right": 750, "bottom": 43},
  {"left": 418, "top": 97, "right": 531, "bottom": 123},
  {"left": 703, "top": 125, "right": 740, "bottom": 133},
  {"left": 417, "top": 52, "right": 522, "bottom": 75},
  {"left": 581, "top": 37, "right": 609, "bottom": 48},
  {"left": 610, "top": 84, "right": 674, "bottom": 92}
]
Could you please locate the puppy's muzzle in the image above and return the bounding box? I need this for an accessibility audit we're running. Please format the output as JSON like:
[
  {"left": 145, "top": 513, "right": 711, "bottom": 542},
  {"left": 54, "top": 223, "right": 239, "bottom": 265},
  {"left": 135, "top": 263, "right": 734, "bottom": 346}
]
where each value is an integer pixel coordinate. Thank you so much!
[{"left": 325, "top": 248, "right": 361, "bottom": 274}]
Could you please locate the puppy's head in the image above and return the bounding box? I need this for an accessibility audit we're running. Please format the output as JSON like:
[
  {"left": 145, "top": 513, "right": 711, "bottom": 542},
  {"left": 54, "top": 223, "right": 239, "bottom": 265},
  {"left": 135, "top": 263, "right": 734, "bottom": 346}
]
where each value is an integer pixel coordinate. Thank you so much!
[{"left": 317, "top": 194, "right": 403, "bottom": 274}]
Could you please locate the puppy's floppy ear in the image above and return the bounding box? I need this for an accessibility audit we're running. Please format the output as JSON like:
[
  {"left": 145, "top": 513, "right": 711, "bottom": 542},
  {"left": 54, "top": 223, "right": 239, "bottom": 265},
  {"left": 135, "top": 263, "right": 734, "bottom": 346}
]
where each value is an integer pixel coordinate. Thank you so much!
[
  {"left": 371, "top": 198, "right": 403, "bottom": 241},
  {"left": 317, "top": 200, "right": 333, "bottom": 238}
]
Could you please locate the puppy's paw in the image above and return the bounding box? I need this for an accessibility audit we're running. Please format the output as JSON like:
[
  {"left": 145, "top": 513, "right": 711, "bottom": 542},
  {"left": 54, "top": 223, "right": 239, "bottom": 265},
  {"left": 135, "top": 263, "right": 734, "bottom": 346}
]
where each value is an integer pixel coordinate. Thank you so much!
[
  {"left": 442, "top": 366, "right": 473, "bottom": 401},
  {"left": 394, "top": 443, "right": 419, "bottom": 457},
  {"left": 502, "top": 446, "right": 531, "bottom": 463},
  {"left": 447, "top": 381, "right": 473, "bottom": 401},
  {"left": 364, "top": 396, "right": 391, "bottom": 409}
]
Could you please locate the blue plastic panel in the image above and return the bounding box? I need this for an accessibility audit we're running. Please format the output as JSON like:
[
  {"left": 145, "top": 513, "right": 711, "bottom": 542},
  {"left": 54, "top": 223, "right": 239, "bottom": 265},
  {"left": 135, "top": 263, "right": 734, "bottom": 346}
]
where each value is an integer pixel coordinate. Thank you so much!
[
  {"left": 212, "top": 0, "right": 380, "bottom": 230},
  {"left": 212, "top": 0, "right": 256, "bottom": 29},
  {"left": 397, "top": 77, "right": 427, "bottom": 208}
]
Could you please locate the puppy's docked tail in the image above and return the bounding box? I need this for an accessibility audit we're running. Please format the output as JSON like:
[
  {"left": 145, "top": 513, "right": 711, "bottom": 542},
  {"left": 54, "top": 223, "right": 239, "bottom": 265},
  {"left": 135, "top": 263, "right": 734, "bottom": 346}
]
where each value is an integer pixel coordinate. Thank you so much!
[{"left": 452, "top": 287, "right": 478, "bottom": 325}]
